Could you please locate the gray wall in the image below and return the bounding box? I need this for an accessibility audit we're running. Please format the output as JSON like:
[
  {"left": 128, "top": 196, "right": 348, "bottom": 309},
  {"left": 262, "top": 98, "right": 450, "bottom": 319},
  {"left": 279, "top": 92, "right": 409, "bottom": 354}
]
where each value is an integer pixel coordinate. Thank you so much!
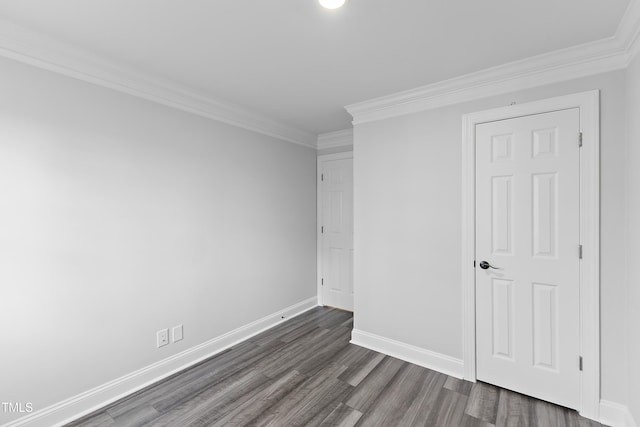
[
  {"left": 0, "top": 56, "right": 317, "bottom": 424},
  {"left": 626, "top": 53, "right": 640, "bottom": 422},
  {"left": 353, "top": 70, "right": 628, "bottom": 404}
]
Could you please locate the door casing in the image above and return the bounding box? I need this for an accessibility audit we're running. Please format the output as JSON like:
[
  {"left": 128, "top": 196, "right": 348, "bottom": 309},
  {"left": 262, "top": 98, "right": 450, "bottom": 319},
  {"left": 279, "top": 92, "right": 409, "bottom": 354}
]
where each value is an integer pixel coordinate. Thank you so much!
[
  {"left": 461, "top": 91, "right": 600, "bottom": 420},
  {"left": 317, "top": 151, "right": 354, "bottom": 307}
]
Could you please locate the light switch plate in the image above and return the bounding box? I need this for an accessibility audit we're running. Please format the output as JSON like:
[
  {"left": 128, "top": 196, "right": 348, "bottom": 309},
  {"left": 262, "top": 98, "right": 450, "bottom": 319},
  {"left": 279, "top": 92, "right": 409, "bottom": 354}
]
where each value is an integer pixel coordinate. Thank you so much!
[{"left": 172, "top": 324, "right": 183, "bottom": 343}]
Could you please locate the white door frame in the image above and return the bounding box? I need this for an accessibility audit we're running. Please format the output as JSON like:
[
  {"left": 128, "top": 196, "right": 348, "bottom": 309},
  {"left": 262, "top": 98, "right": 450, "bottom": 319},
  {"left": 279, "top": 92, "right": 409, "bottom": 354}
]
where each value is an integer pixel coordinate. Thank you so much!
[
  {"left": 317, "top": 151, "right": 354, "bottom": 306},
  {"left": 461, "top": 90, "right": 600, "bottom": 420}
]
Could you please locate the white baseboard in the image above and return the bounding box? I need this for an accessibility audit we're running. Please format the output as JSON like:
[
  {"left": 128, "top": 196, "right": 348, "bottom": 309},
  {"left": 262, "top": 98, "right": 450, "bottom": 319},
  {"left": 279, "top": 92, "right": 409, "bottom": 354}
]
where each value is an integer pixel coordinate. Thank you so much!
[
  {"left": 350, "top": 329, "right": 464, "bottom": 379},
  {"left": 600, "top": 400, "right": 639, "bottom": 427},
  {"left": 2, "top": 297, "right": 318, "bottom": 427}
]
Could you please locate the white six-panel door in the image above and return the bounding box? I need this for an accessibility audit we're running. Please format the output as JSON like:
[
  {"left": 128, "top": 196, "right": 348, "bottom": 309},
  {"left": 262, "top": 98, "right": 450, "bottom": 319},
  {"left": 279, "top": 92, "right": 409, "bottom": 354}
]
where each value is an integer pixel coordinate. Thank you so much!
[
  {"left": 320, "top": 156, "right": 354, "bottom": 311},
  {"left": 475, "top": 108, "right": 581, "bottom": 409}
]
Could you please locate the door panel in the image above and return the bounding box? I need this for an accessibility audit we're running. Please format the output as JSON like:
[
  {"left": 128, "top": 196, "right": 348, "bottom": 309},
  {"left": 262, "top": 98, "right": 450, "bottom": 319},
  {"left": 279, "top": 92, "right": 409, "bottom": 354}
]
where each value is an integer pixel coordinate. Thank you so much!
[
  {"left": 321, "top": 157, "right": 353, "bottom": 311},
  {"left": 491, "top": 278, "right": 514, "bottom": 360},
  {"left": 475, "top": 109, "right": 580, "bottom": 409}
]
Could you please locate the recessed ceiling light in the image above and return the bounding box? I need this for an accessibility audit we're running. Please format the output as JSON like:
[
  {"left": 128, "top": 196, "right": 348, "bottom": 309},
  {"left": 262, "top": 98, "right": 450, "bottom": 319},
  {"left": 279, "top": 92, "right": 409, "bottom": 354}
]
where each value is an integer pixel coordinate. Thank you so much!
[{"left": 319, "top": 0, "right": 346, "bottom": 9}]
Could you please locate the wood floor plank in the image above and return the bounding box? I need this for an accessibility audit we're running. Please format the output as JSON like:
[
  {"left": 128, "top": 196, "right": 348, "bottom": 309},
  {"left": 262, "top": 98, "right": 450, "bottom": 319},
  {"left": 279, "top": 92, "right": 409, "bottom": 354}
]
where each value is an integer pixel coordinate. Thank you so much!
[
  {"left": 293, "top": 382, "right": 354, "bottom": 427},
  {"left": 109, "top": 405, "right": 160, "bottom": 427},
  {"left": 424, "top": 388, "right": 469, "bottom": 427},
  {"left": 66, "top": 308, "right": 603, "bottom": 427},
  {"left": 278, "top": 322, "right": 324, "bottom": 344},
  {"left": 251, "top": 316, "right": 320, "bottom": 347},
  {"left": 248, "top": 363, "right": 351, "bottom": 427},
  {"left": 460, "top": 413, "right": 496, "bottom": 427},
  {"left": 339, "top": 318, "right": 354, "bottom": 329},
  {"left": 66, "top": 411, "right": 115, "bottom": 427},
  {"left": 318, "top": 403, "right": 362, "bottom": 427},
  {"left": 331, "top": 343, "right": 372, "bottom": 367},
  {"left": 144, "top": 370, "right": 271, "bottom": 426},
  {"left": 207, "top": 370, "right": 307, "bottom": 427},
  {"left": 296, "top": 328, "right": 352, "bottom": 377},
  {"left": 533, "top": 399, "right": 570, "bottom": 427},
  {"left": 338, "top": 352, "right": 385, "bottom": 387},
  {"left": 344, "top": 356, "right": 405, "bottom": 413},
  {"left": 314, "top": 309, "right": 352, "bottom": 329},
  {"left": 148, "top": 339, "right": 288, "bottom": 414},
  {"left": 355, "top": 363, "right": 438, "bottom": 426},
  {"left": 255, "top": 331, "right": 331, "bottom": 379},
  {"left": 495, "top": 388, "right": 537, "bottom": 427},
  {"left": 259, "top": 326, "right": 346, "bottom": 379},
  {"left": 102, "top": 353, "right": 230, "bottom": 416},
  {"left": 106, "top": 342, "right": 256, "bottom": 417},
  {"left": 465, "top": 381, "right": 500, "bottom": 424},
  {"left": 397, "top": 368, "right": 448, "bottom": 426},
  {"left": 444, "top": 376, "right": 473, "bottom": 396},
  {"left": 249, "top": 307, "right": 338, "bottom": 348}
]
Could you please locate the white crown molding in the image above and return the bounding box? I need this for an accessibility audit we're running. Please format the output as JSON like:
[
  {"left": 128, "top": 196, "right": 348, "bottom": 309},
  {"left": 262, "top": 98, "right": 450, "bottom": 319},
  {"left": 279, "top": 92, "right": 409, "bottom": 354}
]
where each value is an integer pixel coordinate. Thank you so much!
[
  {"left": 620, "top": 0, "right": 640, "bottom": 64},
  {"left": 0, "top": 19, "right": 317, "bottom": 148},
  {"left": 316, "top": 128, "right": 354, "bottom": 149},
  {"left": 346, "top": 0, "right": 640, "bottom": 125},
  {"left": 345, "top": 39, "right": 625, "bottom": 124}
]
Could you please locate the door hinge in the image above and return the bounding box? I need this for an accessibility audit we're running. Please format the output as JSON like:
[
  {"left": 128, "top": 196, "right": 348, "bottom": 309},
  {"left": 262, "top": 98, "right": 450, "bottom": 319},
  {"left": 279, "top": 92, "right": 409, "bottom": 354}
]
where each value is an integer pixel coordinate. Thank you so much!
[
  {"left": 321, "top": 226, "right": 324, "bottom": 234},
  {"left": 321, "top": 278, "right": 324, "bottom": 286},
  {"left": 579, "top": 356, "right": 583, "bottom": 371},
  {"left": 321, "top": 173, "right": 324, "bottom": 181},
  {"left": 473, "top": 260, "right": 476, "bottom": 268},
  {"left": 578, "top": 244, "right": 583, "bottom": 259},
  {"left": 578, "top": 132, "right": 583, "bottom": 148}
]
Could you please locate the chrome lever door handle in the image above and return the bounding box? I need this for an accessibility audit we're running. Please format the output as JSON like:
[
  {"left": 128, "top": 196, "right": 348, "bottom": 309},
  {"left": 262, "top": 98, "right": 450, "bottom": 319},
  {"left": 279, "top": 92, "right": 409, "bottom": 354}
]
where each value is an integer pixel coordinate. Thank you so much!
[{"left": 479, "top": 261, "right": 501, "bottom": 270}]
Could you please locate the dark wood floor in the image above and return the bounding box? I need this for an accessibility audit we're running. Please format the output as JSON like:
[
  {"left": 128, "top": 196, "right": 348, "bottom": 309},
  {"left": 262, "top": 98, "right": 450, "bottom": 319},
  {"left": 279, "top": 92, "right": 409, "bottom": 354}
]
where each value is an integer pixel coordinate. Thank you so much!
[{"left": 67, "top": 307, "right": 604, "bottom": 427}]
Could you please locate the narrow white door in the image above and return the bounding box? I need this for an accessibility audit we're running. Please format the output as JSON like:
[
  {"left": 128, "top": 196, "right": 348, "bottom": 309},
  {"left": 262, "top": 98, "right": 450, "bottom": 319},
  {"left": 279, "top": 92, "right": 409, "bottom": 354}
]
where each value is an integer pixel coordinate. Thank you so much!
[
  {"left": 475, "top": 108, "right": 581, "bottom": 409},
  {"left": 320, "top": 157, "right": 354, "bottom": 311}
]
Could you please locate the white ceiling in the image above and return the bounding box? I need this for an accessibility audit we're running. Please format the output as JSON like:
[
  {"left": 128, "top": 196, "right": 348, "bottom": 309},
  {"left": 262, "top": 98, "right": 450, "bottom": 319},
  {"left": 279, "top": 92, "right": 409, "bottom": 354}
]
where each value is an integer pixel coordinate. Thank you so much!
[{"left": 0, "top": 0, "right": 631, "bottom": 135}]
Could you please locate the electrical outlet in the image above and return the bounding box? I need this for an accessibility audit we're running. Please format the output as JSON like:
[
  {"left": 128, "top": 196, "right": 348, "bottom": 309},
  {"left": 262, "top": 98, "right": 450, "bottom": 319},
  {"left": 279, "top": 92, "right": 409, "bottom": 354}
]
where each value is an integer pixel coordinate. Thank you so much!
[
  {"left": 172, "top": 325, "right": 183, "bottom": 343},
  {"left": 157, "top": 328, "right": 169, "bottom": 348}
]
